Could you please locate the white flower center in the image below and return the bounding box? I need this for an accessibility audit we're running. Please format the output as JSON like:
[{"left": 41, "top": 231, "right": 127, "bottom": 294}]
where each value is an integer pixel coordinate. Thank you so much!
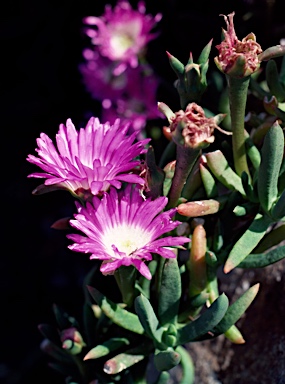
[
  {"left": 103, "top": 224, "right": 151, "bottom": 256},
  {"left": 109, "top": 21, "right": 141, "bottom": 59},
  {"left": 110, "top": 33, "right": 134, "bottom": 58}
]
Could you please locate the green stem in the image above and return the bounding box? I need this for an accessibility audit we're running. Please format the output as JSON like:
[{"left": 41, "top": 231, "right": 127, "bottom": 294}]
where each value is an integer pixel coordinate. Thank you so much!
[
  {"left": 227, "top": 75, "right": 251, "bottom": 180},
  {"left": 176, "top": 346, "right": 195, "bottom": 384},
  {"left": 166, "top": 147, "right": 200, "bottom": 209},
  {"left": 114, "top": 266, "right": 137, "bottom": 307}
]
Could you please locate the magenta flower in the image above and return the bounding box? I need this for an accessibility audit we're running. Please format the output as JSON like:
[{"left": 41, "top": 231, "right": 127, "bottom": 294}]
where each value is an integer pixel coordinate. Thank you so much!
[
  {"left": 67, "top": 185, "right": 190, "bottom": 280},
  {"left": 27, "top": 117, "right": 150, "bottom": 199},
  {"left": 83, "top": 0, "right": 162, "bottom": 75}
]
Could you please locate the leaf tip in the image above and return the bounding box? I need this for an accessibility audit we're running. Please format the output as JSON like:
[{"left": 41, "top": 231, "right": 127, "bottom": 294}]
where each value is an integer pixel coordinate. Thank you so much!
[
  {"left": 235, "top": 336, "right": 246, "bottom": 344},
  {"left": 252, "top": 282, "right": 260, "bottom": 295},
  {"left": 223, "top": 261, "right": 235, "bottom": 274}
]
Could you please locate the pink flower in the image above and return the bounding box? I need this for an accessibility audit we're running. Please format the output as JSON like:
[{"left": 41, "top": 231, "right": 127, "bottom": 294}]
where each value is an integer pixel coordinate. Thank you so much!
[
  {"left": 83, "top": 0, "right": 162, "bottom": 75},
  {"left": 214, "top": 12, "right": 262, "bottom": 77},
  {"left": 27, "top": 117, "right": 150, "bottom": 199},
  {"left": 67, "top": 185, "right": 190, "bottom": 280}
]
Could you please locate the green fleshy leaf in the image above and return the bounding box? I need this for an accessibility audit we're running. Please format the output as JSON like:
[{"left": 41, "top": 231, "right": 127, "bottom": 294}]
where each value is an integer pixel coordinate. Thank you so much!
[
  {"left": 200, "top": 61, "right": 209, "bottom": 88},
  {"left": 185, "top": 64, "right": 205, "bottom": 102},
  {"left": 278, "top": 155, "right": 285, "bottom": 193},
  {"left": 224, "top": 213, "right": 273, "bottom": 273},
  {"left": 233, "top": 205, "right": 247, "bottom": 216},
  {"left": 153, "top": 348, "right": 181, "bottom": 371},
  {"left": 53, "top": 304, "right": 79, "bottom": 330},
  {"left": 209, "top": 283, "right": 259, "bottom": 337},
  {"left": 134, "top": 294, "right": 164, "bottom": 344},
  {"left": 176, "top": 294, "right": 229, "bottom": 345},
  {"left": 237, "top": 245, "right": 285, "bottom": 268},
  {"left": 245, "top": 132, "right": 261, "bottom": 170},
  {"left": 162, "top": 324, "right": 177, "bottom": 347},
  {"left": 271, "top": 188, "right": 285, "bottom": 220},
  {"left": 137, "top": 260, "right": 158, "bottom": 299},
  {"left": 176, "top": 346, "right": 195, "bottom": 384},
  {"left": 87, "top": 286, "right": 144, "bottom": 335},
  {"left": 40, "top": 339, "right": 73, "bottom": 364},
  {"left": 197, "top": 39, "right": 213, "bottom": 64},
  {"left": 279, "top": 55, "right": 285, "bottom": 87},
  {"left": 212, "top": 219, "right": 224, "bottom": 253},
  {"left": 249, "top": 76, "right": 271, "bottom": 99},
  {"left": 257, "top": 122, "right": 284, "bottom": 213},
  {"left": 233, "top": 201, "right": 258, "bottom": 217},
  {"left": 178, "top": 291, "right": 209, "bottom": 323},
  {"left": 266, "top": 59, "right": 285, "bottom": 102},
  {"left": 205, "top": 251, "right": 218, "bottom": 266},
  {"left": 253, "top": 224, "right": 285, "bottom": 253},
  {"left": 223, "top": 325, "right": 245, "bottom": 344},
  {"left": 167, "top": 51, "right": 185, "bottom": 78},
  {"left": 114, "top": 266, "right": 137, "bottom": 307},
  {"left": 199, "top": 163, "right": 218, "bottom": 198},
  {"left": 31, "top": 183, "right": 69, "bottom": 195},
  {"left": 159, "top": 141, "right": 176, "bottom": 169},
  {"left": 205, "top": 150, "right": 245, "bottom": 196},
  {"left": 84, "top": 338, "right": 130, "bottom": 360},
  {"left": 153, "top": 372, "right": 171, "bottom": 384},
  {"left": 158, "top": 258, "right": 181, "bottom": 326},
  {"left": 259, "top": 45, "right": 285, "bottom": 62},
  {"left": 103, "top": 342, "right": 152, "bottom": 374},
  {"left": 83, "top": 302, "right": 97, "bottom": 346},
  {"left": 162, "top": 160, "right": 176, "bottom": 197},
  {"left": 182, "top": 159, "right": 202, "bottom": 201},
  {"left": 241, "top": 172, "right": 259, "bottom": 203},
  {"left": 38, "top": 323, "right": 61, "bottom": 345}
]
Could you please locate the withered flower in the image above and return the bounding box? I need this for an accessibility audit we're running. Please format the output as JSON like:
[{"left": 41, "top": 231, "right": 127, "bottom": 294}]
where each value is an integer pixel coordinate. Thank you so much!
[
  {"left": 158, "top": 102, "right": 228, "bottom": 149},
  {"left": 214, "top": 12, "right": 263, "bottom": 78}
]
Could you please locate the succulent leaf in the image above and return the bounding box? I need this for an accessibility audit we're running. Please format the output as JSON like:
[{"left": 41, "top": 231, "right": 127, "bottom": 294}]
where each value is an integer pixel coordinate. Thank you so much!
[{"left": 87, "top": 286, "right": 144, "bottom": 334}]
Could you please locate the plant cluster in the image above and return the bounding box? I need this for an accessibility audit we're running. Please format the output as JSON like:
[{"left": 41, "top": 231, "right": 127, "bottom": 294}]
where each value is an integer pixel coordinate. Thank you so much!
[{"left": 27, "top": 2, "right": 285, "bottom": 383}]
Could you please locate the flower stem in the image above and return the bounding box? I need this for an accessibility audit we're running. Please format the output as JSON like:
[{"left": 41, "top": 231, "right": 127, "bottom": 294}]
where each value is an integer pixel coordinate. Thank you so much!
[
  {"left": 166, "top": 147, "right": 200, "bottom": 209},
  {"left": 114, "top": 266, "right": 137, "bottom": 307},
  {"left": 227, "top": 75, "right": 251, "bottom": 180}
]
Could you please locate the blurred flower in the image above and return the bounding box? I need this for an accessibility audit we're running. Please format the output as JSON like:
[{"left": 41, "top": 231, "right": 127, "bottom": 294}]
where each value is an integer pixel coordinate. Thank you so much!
[
  {"left": 67, "top": 185, "right": 190, "bottom": 280},
  {"left": 27, "top": 117, "right": 150, "bottom": 200},
  {"left": 158, "top": 102, "right": 228, "bottom": 149},
  {"left": 214, "top": 11, "right": 262, "bottom": 78},
  {"left": 83, "top": 0, "right": 162, "bottom": 75},
  {"left": 79, "top": 50, "right": 128, "bottom": 101},
  {"left": 101, "top": 64, "right": 164, "bottom": 136}
]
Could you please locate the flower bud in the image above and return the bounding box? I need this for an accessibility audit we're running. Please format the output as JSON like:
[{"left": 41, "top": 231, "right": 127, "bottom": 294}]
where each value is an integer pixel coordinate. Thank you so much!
[
  {"left": 177, "top": 199, "right": 220, "bottom": 217},
  {"left": 188, "top": 224, "right": 207, "bottom": 297},
  {"left": 60, "top": 327, "right": 86, "bottom": 355}
]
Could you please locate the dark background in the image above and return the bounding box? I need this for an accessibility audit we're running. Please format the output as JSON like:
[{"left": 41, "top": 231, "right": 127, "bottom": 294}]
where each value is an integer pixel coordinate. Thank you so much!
[{"left": 2, "top": 0, "right": 285, "bottom": 383}]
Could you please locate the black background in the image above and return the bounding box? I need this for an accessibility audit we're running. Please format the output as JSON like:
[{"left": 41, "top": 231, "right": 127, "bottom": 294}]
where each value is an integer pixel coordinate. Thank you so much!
[{"left": 2, "top": 1, "right": 285, "bottom": 382}]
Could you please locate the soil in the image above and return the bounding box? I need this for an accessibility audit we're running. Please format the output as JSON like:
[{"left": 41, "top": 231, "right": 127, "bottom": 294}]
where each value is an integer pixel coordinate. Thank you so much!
[{"left": 183, "top": 260, "right": 285, "bottom": 384}]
